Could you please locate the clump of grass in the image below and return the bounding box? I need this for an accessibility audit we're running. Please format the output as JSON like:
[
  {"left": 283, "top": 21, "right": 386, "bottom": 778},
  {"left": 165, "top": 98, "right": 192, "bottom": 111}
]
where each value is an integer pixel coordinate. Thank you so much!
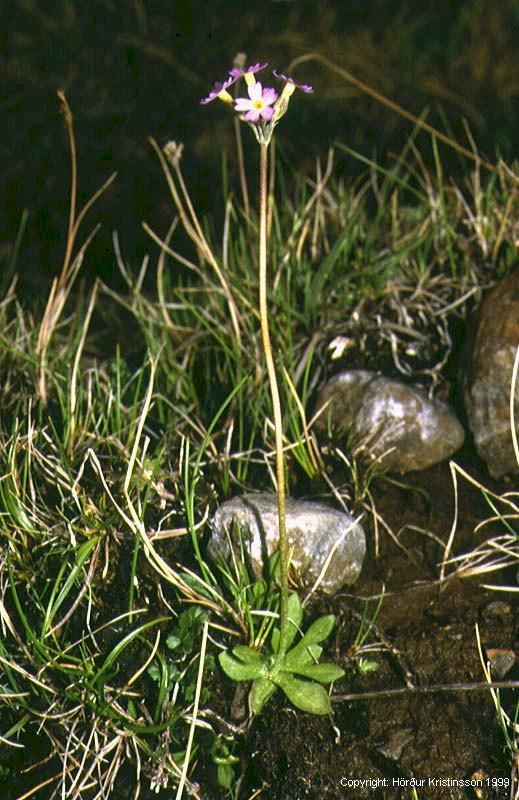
[{"left": 0, "top": 298, "right": 216, "bottom": 797}]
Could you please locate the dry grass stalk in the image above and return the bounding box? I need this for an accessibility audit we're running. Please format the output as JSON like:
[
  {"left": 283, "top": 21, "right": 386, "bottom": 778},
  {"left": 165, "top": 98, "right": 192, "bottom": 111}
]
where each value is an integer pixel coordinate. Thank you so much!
[{"left": 36, "top": 91, "right": 116, "bottom": 404}]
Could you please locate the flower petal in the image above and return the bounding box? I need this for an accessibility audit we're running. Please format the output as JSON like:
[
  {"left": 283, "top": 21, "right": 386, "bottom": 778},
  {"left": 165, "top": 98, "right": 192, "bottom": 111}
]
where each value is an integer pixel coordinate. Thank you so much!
[
  {"left": 229, "top": 62, "right": 268, "bottom": 78},
  {"left": 273, "top": 69, "right": 314, "bottom": 93},
  {"left": 243, "top": 109, "right": 260, "bottom": 122},
  {"left": 234, "top": 97, "right": 253, "bottom": 111},
  {"left": 261, "top": 87, "right": 278, "bottom": 106},
  {"left": 248, "top": 82, "right": 263, "bottom": 101},
  {"left": 260, "top": 105, "right": 275, "bottom": 121},
  {"left": 200, "top": 75, "right": 236, "bottom": 104}
]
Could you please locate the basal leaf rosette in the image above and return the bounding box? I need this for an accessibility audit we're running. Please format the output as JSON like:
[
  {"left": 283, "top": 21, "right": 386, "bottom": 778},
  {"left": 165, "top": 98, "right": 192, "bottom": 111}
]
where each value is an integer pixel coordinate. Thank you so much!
[{"left": 218, "top": 594, "right": 344, "bottom": 716}]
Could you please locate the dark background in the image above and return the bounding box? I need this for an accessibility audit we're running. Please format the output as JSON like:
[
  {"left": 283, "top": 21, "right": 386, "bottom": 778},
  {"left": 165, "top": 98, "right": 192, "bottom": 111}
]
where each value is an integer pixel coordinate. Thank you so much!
[{"left": 2, "top": 0, "right": 519, "bottom": 294}]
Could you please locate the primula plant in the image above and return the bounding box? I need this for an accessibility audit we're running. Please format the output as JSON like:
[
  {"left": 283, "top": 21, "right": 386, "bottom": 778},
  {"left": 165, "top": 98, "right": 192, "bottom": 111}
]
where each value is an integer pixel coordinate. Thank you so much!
[
  {"left": 202, "top": 61, "right": 344, "bottom": 715},
  {"left": 220, "top": 593, "right": 344, "bottom": 715}
]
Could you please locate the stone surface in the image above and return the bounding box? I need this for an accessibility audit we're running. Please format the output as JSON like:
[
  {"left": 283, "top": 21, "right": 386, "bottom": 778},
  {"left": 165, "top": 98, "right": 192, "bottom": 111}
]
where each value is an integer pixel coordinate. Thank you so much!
[
  {"left": 463, "top": 268, "right": 519, "bottom": 478},
  {"left": 486, "top": 648, "right": 516, "bottom": 680},
  {"left": 208, "top": 492, "right": 365, "bottom": 596},
  {"left": 315, "top": 369, "right": 464, "bottom": 473},
  {"left": 481, "top": 600, "right": 513, "bottom": 620},
  {"left": 376, "top": 728, "right": 413, "bottom": 762}
]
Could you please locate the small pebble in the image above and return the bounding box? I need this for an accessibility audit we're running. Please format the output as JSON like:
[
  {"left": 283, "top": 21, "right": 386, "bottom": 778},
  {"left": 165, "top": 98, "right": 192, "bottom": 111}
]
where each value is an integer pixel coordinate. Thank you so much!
[
  {"left": 481, "top": 600, "right": 512, "bottom": 621},
  {"left": 376, "top": 727, "right": 413, "bottom": 761},
  {"left": 486, "top": 648, "right": 516, "bottom": 679}
]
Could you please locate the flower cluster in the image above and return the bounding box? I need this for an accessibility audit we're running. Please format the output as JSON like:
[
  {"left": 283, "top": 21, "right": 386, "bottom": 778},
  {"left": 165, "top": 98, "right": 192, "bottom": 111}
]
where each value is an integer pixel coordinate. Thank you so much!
[{"left": 201, "top": 62, "right": 313, "bottom": 146}]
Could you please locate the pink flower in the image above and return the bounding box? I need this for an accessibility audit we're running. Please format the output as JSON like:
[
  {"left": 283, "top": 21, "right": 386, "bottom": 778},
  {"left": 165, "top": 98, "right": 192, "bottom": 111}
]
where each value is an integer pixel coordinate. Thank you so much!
[
  {"left": 200, "top": 75, "right": 237, "bottom": 105},
  {"left": 273, "top": 70, "right": 313, "bottom": 93},
  {"left": 234, "top": 82, "right": 278, "bottom": 122},
  {"left": 229, "top": 62, "right": 268, "bottom": 80}
]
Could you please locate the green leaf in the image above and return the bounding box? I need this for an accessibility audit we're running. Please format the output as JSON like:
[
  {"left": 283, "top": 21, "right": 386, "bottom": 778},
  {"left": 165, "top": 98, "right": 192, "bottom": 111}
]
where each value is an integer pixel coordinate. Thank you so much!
[
  {"left": 42, "top": 536, "right": 100, "bottom": 637},
  {"left": 284, "top": 643, "right": 322, "bottom": 670},
  {"left": 358, "top": 658, "right": 379, "bottom": 674},
  {"left": 250, "top": 677, "right": 277, "bottom": 715},
  {"left": 219, "top": 651, "right": 265, "bottom": 682},
  {"left": 250, "top": 578, "right": 268, "bottom": 607},
  {"left": 283, "top": 615, "right": 335, "bottom": 669},
  {"left": 147, "top": 663, "right": 161, "bottom": 683},
  {"left": 176, "top": 607, "right": 207, "bottom": 653},
  {"left": 217, "top": 763, "right": 235, "bottom": 790},
  {"left": 272, "top": 593, "right": 303, "bottom": 653},
  {"left": 300, "top": 614, "right": 336, "bottom": 645},
  {"left": 232, "top": 645, "right": 265, "bottom": 664},
  {"left": 147, "top": 660, "right": 180, "bottom": 689},
  {"left": 290, "top": 662, "right": 345, "bottom": 684},
  {"left": 178, "top": 572, "right": 215, "bottom": 601},
  {"left": 93, "top": 617, "right": 168, "bottom": 687},
  {"left": 285, "top": 593, "right": 303, "bottom": 649},
  {"left": 275, "top": 674, "right": 332, "bottom": 715}
]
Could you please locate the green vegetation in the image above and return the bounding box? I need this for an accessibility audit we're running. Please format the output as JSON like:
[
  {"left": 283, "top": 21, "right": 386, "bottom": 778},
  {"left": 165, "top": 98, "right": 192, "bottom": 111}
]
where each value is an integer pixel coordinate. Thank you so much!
[{"left": 1, "top": 83, "right": 518, "bottom": 795}]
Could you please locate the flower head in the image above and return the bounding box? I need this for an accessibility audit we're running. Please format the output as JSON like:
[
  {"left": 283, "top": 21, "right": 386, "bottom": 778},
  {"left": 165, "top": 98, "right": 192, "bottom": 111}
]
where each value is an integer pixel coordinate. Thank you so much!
[
  {"left": 201, "top": 61, "right": 313, "bottom": 146},
  {"left": 234, "top": 82, "right": 278, "bottom": 122},
  {"left": 229, "top": 62, "right": 268, "bottom": 85},
  {"left": 163, "top": 140, "right": 184, "bottom": 167},
  {"left": 273, "top": 70, "right": 314, "bottom": 94},
  {"left": 200, "top": 75, "right": 237, "bottom": 105},
  {"left": 271, "top": 70, "right": 313, "bottom": 122}
]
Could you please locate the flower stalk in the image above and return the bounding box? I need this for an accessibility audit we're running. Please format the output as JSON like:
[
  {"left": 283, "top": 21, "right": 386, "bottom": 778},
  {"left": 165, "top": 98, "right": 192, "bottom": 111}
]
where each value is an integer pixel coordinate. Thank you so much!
[{"left": 257, "top": 139, "right": 289, "bottom": 657}]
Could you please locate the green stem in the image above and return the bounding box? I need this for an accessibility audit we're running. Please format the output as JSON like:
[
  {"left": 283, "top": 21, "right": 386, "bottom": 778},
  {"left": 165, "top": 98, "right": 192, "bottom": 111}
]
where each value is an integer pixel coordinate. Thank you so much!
[{"left": 258, "top": 141, "right": 289, "bottom": 657}]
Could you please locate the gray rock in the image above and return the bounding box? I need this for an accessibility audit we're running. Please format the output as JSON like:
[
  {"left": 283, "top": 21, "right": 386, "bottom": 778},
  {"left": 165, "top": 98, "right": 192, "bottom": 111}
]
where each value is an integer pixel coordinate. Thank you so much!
[
  {"left": 376, "top": 728, "right": 413, "bottom": 761},
  {"left": 481, "top": 600, "right": 513, "bottom": 620},
  {"left": 463, "top": 268, "right": 519, "bottom": 478},
  {"left": 315, "top": 369, "right": 464, "bottom": 473},
  {"left": 208, "top": 492, "right": 365, "bottom": 595},
  {"left": 486, "top": 648, "right": 516, "bottom": 680}
]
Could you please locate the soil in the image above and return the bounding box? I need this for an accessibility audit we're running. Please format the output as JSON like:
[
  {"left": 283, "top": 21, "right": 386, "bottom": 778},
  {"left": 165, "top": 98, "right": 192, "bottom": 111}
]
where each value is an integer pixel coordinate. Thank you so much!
[{"left": 206, "top": 450, "right": 519, "bottom": 800}]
